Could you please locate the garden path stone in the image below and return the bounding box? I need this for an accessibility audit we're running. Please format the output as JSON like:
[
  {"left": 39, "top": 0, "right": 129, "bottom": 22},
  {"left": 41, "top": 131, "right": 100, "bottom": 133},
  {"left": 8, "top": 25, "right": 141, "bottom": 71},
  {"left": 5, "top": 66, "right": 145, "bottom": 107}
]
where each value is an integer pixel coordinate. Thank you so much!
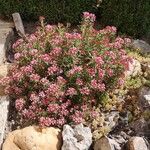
[
  {"left": 0, "top": 20, "right": 14, "bottom": 148},
  {"left": 0, "top": 96, "right": 9, "bottom": 147}
]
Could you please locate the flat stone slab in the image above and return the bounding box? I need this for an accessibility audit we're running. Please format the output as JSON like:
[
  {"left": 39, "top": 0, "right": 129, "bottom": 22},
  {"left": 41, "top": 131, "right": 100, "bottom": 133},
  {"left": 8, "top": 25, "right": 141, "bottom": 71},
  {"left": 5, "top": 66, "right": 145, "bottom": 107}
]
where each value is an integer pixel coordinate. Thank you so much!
[
  {"left": 0, "top": 20, "right": 14, "bottom": 28},
  {"left": 0, "top": 20, "right": 14, "bottom": 65},
  {"left": 0, "top": 96, "right": 9, "bottom": 147}
]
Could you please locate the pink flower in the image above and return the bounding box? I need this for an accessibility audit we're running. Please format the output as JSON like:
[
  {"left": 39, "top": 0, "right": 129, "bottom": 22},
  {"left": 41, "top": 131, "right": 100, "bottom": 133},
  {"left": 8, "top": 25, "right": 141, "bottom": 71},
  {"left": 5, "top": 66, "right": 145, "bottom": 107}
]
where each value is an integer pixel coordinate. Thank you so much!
[
  {"left": 91, "top": 79, "right": 97, "bottom": 88},
  {"left": 76, "top": 78, "right": 83, "bottom": 86},
  {"left": 71, "top": 110, "right": 83, "bottom": 124},
  {"left": 118, "top": 78, "right": 125, "bottom": 86},
  {"left": 68, "top": 66, "right": 83, "bottom": 76},
  {"left": 14, "top": 53, "right": 21, "bottom": 60},
  {"left": 12, "top": 39, "right": 23, "bottom": 49},
  {"left": 68, "top": 47, "right": 78, "bottom": 55},
  {"left": 48, "top": 65, "right": 59, "bottom": 75},
  {"left": 47, "top": 104, "right": 59, "bottom": 112},
  {"left": 29, "top": 34, "right": 37, "bottom": 42},
  {"left": 95, "top": 56, "right": 104, "bottom": 65},
  {"left": 124, "top": 38, "right": 131, "bottom": 44},
  {"left": 115, "top": 37, "right": 124, "bottom": 44},
  {"left": 47, "top": 83, "right": 59, "bottom": 94},
  {"left": 106, "top": 26, "right": 117, "bottom": 33},
  {"left": 21, "top": 65, "right": 33, "bottom": 74},
  {"left": 107, "top": 68, "right": 113, "bottom": 77},
  {"left": 97, "top": 83, "right": 106, "bottom": 91},
  {"left": 40, "top": 78, "right": 49, "bottom": 85},
  {"left": 81, "top": 105, "right": 88, "bottom": 111},
  {"left": 113, "top": 41, "right": 122, "bottom": 49},
  {"left": 66, "top": 88, "right": 77, "bottom": 96},
  {"left": 30, "top": 60, "right": 38, "bottom": 65},
  {"left": 40, "top": 54, "right": 51, "bottom": 62},
  {"left": 51, "top": 47, "right": 62, "bottom": 56},
  {"left": 83, "top": 12, "right": 96, "bottom": 22},
  {"left": 30, "top": 49, "right": 38, "bottom": 56},
  {"left": 57, "top": 76, "right": 66, "bottom": 85},
  {"left": 65, "top": 33, "right": 82, "bottom": 40},
  {"left": 90, "top": 111, "right": 99, "bottom": 118},
  {"left": 57, "top": 117, "right": 66, "bottom": 126},
  {"left": 80, "top": 87, "right": 90, "bottom": 95},
  {"left": 39, "top": 117, "right": 56, "bottom": 126},
  {"left": 30, "top": 74, "right": 40, "bottom": 82},
  {"left": 45, "top": 24, "right": 53, "bottom": 31},
  {"left": 22, "top": 109, "right": 36, "bottom": 119},
  {"left": 87, "top": 68, "right": 95, "bottom": 77},
  {"left": 15, "top": 98, "right": 24, "bottom": 111},
  {"left": 30, "top": 93, "right": 39, "bottom": 103},
  {"left": 98, "top": 69, "right": 105, "bottom": 78},
  {"left": 39, "top": 91, "right": 46, "bottom": 98}
]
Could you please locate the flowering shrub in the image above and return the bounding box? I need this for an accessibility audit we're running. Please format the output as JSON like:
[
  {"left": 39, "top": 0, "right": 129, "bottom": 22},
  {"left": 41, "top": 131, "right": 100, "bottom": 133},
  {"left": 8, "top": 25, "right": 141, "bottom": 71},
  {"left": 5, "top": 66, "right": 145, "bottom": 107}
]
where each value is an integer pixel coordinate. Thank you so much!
[{"left": 1, "top": 12, "right": 132, "bottom": 127}]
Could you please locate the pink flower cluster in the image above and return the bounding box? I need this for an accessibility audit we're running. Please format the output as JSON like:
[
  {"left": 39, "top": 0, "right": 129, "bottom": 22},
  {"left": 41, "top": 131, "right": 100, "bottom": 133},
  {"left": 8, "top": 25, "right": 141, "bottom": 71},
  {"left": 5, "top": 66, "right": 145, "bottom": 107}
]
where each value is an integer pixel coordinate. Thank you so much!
[
  {"left": 83, "top": 12, "right": 96, "bottom": 22},
  {"left": 1, "top": 12, "right": 132, "bottom": 127}
]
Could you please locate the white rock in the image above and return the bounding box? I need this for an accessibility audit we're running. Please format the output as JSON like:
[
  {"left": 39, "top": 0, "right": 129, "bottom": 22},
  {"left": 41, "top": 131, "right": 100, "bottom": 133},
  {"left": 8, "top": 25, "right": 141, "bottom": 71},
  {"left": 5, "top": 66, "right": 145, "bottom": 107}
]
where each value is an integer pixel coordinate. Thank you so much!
[
  {"left": 94, "top": 136, "right": 121, "bottom": 150},
  {"left": 105, "top": 111, "right": 119, "bottom": 129},
  {"left": 62, "top": 124, "right": 92, "bottom": 150},
  {"left": 0, "top": 24, "right": 14, "bottom": 65},
  {"left": 132, "top": 39, "right": 150, "bottom": 53},
  {"left": 127, "top": 137, "right": 149, "bottom": 150},
  {"left": 138, "top": 86, "right": 150, "bottom": 109},
  {"left": 0, "top": 64, "right": 10, "bottom": 96},
  {"left": 0, "top": 96, "right": 9, "bottom": 147}
]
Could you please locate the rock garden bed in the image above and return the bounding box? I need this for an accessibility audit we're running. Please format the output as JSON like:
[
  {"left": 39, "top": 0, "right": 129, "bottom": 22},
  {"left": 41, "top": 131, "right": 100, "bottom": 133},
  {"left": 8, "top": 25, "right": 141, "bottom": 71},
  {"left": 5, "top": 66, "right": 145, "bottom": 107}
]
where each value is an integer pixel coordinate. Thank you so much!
[{"left": 0, "top": 12, "right": 150, "bottom": 150}]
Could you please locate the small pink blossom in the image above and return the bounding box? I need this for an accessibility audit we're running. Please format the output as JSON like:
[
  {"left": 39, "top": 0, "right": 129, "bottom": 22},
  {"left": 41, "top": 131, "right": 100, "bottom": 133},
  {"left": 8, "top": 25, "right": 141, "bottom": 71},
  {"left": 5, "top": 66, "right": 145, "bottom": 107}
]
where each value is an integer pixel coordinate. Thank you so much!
[
  {"left": 80, "top": 87, "right": 90, "bottom": 95},
  {"left": 98, "top": 69, "right": 105, "bottom": 78},
  {"left": 97, "top": 83, "right": 106, "bottom": 91},
  {"left": 51, "top": 47, "right": 62, "bottom": 56},
  {"left": 30, "top": 49, "right": 38, "bottom": 56},
  {"left": 57, "top": 76, "right": 66, "bottom": 85},
  {"left": 15, "top": 98, "right": 24, "bottom": 111},
  {"left": 76, "top": 78, "right": 83, "bottom": 86},
  {"left": 83, "top": 12, "right": 96, "bottom": 22},
  {"left": 118, "top": 78, "right": 125, "bottom": 86},
  {"left": 30, "top": 74, "right": 40, "bottom": 82},
  {"left": 39, "top": 91, "right": 46, "bottom": 98},
  {"left": 14, "top": 53, "right": 21, "bottom": 60},
  {"left": 45, "top": 25, "right": 53, "bottom": 31},
  {"left": 68, "top": 47, "right": 78, "bottom": 55},
  {"left": 66, "top": 88, "right": 77, "bottom": 96},
  {"left": 48, "top": 65, "right": 59, "bottom": 75},
  {"left": 95, "top": 56, "right": 104, "bottom": 65}
]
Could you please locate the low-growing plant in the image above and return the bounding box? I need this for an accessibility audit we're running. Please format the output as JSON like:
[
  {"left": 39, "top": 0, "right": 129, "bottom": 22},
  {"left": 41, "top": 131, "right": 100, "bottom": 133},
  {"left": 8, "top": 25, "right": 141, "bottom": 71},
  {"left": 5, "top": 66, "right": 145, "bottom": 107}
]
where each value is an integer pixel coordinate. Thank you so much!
[{"left": 1, "top": 12, "right": 132, "bottom": 127}]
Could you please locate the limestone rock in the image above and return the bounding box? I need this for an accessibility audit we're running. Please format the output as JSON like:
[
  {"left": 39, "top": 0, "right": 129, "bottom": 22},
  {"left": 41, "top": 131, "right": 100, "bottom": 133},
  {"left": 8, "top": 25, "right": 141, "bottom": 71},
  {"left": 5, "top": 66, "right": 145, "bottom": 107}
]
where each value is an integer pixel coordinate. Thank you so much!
[
  {"left": 62, "top": 124, "right": 92, "bottom": 150},
  {"left": 2, "top": 130, "right": 20, "bottom": 150},
  {"left": 138, "top": 86, "right": 150, "bottom": 109},
  {"left": 0, "top": 64, "right": 10, "bottom": 96},
  {"left": 0, "top": 96, "right": 10, "bottom": 147},
  {"left": 130, "top": 117, "right": 150, "bottom": 137},
  {"left": 127, "top": 137, "right": 149, "bottom": 150},
  {"left": 94, "top": 136, "right": 121, "bottom": 150},
  {"left": 105, "top": 111, "right": 119, "bottom": 129},
  {"left": 2, "top": 126, "right": 62, "bottom": 150},
  {"left": 132, "top": 39, "right": 150, "bottom": 53},
  {"left": 126, "top": 59, "right": 141, "bottom": 77}
]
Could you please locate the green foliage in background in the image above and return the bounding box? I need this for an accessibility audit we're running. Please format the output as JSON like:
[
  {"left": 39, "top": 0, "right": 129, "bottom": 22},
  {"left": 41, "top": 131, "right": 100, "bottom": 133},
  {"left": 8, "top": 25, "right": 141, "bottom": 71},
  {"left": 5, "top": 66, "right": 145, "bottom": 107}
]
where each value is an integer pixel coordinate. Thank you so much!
[
  {"left": 100, "top": 0, "right": 150, "bottom": 38},
  {"left": 0, "top": 0, "right": 149, "bottom": 38},
  {"left": 0, "top": 0, "right": 97, "bottom": 23}
]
